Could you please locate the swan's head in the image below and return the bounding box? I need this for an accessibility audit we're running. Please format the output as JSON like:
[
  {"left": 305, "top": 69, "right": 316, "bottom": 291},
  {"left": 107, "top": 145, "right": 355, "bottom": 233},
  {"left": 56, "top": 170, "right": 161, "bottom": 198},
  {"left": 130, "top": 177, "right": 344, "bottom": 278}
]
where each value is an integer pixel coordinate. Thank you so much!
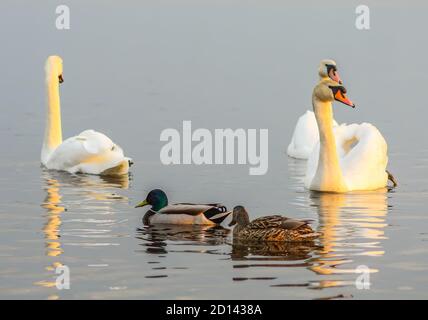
[
  {"left": 45, "top": 55, "right": 64, "bottom": 84},
  {"left": 319, "top": 59, "right": 342, "bottom": 84},
  {"left": 313, "top": 78, "right": 355, "bottom": 108},
  {"left": 229, "top": 205, "right": 250, "bottom": 227},
  {"left": 135, "top": 189, "right": 168, "bottom": 211}
]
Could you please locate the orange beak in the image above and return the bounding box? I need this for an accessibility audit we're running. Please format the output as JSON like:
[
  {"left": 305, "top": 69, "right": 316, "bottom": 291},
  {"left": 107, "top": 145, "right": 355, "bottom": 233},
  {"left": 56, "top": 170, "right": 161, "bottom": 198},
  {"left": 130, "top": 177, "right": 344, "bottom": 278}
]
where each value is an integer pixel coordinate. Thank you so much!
[{"left": 334, "top": 89, "right": 355, "bottom": 108}]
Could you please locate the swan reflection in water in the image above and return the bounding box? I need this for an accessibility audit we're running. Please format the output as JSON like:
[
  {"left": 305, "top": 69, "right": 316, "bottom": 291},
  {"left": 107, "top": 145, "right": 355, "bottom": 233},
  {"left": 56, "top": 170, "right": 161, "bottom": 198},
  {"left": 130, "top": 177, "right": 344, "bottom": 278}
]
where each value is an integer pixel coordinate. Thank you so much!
[
  {"left": 34, "top": 169, "right": 129, "bottom": 298},
  {"left": 286, "top": 158, "right": 390, "bottom": 289},
  {"left": 307, "top": 189, "right": 389, "bottom": 289}
]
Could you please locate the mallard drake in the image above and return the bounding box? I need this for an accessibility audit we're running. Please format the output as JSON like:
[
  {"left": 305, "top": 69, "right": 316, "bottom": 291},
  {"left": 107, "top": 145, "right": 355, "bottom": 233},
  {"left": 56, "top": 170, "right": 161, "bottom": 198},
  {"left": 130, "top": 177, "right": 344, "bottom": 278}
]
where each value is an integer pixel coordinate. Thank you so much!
[
  {"left": 135, "top": 189, "right": 231, "bottom": 226},
  {"left": 229, "top": 206, "right": 320, "bottom": 242}
]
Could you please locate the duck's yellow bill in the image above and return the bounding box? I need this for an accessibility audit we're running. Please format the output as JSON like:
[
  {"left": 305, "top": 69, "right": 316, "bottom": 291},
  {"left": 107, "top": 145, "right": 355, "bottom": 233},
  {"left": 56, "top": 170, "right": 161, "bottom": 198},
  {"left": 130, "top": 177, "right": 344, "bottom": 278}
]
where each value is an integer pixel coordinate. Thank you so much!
[{"left": 135, "top": 200, "right": 148, "bottom": 208}]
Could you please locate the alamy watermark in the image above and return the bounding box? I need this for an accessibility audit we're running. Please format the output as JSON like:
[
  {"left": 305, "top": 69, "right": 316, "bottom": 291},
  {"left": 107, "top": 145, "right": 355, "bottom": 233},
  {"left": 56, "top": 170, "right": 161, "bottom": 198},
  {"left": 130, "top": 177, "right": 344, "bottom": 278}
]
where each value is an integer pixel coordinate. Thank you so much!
[
  {"left": 55, "top": 265, "right": 70, "bottom": 290},
  {"left": 355, "top": 265, "right": 371, "bottom": 290},
  {"left": 355, "top": 5, "right": 370, "bottom": 30},
  {"left": 160, "top": 121, "right": 269, "bottom": 175},
  {"left": 55, "top": 5, "right": 370, "bottom": 31},
  {"left": 56, "top": 5, "right": 70, "bottom": 30}
]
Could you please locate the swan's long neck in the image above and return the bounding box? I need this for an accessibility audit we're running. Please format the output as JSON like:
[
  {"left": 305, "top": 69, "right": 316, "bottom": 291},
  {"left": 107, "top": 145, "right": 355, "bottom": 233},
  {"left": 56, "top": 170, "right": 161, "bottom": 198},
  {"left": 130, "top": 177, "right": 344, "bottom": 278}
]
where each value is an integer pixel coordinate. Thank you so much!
[
  {"left": 312, "top": 99, "right": 347, "bottom": 192},
  {"left": 41, "top": 69, "right": 62, "bottom": 164}
]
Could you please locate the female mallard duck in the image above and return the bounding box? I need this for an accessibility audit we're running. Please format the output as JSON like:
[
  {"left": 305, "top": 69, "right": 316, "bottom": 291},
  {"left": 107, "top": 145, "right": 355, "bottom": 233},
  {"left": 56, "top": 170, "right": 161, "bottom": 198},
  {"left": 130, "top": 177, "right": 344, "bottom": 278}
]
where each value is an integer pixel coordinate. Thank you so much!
[
  {"left": 135, "top": 189, "right": 231, "bottom": 226},
  {"left": 228, "top": 206, "right": 320, "bottom": 242}
]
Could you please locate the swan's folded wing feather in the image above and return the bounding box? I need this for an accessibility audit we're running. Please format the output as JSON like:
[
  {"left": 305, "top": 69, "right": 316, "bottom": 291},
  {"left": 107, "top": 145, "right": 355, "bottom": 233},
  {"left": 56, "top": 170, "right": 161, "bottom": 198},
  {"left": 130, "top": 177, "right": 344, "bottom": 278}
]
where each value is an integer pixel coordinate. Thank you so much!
[
  {"left": 78, "top": 130, "right": 116, "bottom": 154},
  {"left": 305, "top": 122, "right": 388, "bottom": 191},
  {"left": 45, "top": 130, "right": 126, "bottom": 174},
  {"left": 340, "top": 123, "right": 388, "bottom": 190},
  {"left": 46, "top": 136, "right": 94, "bottom": 169}
]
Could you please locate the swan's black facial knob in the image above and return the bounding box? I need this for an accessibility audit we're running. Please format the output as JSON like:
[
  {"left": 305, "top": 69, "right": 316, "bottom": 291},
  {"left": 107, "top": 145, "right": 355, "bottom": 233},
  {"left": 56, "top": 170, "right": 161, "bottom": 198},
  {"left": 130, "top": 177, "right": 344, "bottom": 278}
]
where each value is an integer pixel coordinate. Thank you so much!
[
  {"left": 58, "top": 74, "right": 64, "bottom": 84},
  {"left": 326, "top": 64, "right": 342, "bottom": 84}
]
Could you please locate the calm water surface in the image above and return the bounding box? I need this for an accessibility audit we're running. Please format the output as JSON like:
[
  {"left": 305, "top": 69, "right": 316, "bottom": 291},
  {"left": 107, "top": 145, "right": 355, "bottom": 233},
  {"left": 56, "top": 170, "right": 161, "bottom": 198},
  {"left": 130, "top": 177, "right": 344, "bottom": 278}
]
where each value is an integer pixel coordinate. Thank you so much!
[{"left": 1, "top": 1, "right": 428, "bottom": 299}]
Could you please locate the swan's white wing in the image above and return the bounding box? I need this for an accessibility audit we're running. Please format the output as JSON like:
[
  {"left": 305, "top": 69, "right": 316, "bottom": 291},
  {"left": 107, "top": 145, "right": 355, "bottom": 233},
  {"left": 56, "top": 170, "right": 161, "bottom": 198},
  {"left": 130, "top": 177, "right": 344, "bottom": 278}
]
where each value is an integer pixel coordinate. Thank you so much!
[
  {"left": 304, "top": 123, "right": 388, "bottom": 191},
  {"left": 304, "top": 138, "right": 320, "bottom": 188},
  {"left": 78, "top": 129, "right": 115, "bottom": 154},
  {"left": 287, "top": 110, "right": 338, "bottom": 159},
  {"left": 45, "top": 130, "right": 129, "bottom": 175},
  {"left": 339, "top": 123, "right": 388, "bottom": 190}
]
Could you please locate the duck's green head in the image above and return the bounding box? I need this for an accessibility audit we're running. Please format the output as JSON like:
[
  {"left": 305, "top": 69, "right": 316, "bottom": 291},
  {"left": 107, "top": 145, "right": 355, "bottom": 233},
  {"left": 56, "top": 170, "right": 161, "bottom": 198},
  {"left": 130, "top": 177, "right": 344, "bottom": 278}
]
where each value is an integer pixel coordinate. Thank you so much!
[
  {"left": 229, "top": 205, "right": 250, "bottom": 227},
  {"left": 135, "top": 189, "right": 168, "bottom": 211}
]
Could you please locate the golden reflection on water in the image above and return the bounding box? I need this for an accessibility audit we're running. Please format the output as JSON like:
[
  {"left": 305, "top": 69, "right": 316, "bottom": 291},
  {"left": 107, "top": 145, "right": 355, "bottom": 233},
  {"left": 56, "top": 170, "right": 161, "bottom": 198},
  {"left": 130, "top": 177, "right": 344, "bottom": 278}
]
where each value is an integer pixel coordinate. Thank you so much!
[
  {"left": 42, "top": 178, "right": 65, "bottom": 257},
  {"left": 34, "top": 170, "right": 129, "bottom": 293},
  {"left": 287, "top": 158, "right": 390, "bottom": 290},
  {"left": 309, "top": 190, "right": 388, "bottom": 277},
  {"left": 138, "top": 185, "right": 389, "bottom": 292},
  {"left": 227, "top": 189, "right": 387, "bottom": 291}
]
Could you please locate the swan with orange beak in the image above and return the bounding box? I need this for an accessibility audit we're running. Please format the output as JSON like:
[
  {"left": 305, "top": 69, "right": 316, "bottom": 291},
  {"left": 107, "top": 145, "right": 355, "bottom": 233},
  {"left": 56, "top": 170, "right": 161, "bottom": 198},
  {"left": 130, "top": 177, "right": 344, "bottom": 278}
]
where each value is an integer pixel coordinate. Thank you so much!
[
  {"left": 329, "top": 84, "right": 355, "bottom": 108},
  {"left": 304, "top": 77, "right": 397, "bottom": 192},
  {"left": 287, "top": 59, "right": 344, "bottom": 159}
]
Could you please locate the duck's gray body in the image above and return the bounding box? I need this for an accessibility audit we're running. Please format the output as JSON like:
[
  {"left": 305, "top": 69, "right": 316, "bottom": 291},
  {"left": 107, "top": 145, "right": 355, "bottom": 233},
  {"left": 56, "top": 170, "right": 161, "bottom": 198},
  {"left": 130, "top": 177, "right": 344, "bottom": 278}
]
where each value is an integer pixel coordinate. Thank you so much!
[{"left": 143, "top": 203, "right": 231, "bottom": 226}]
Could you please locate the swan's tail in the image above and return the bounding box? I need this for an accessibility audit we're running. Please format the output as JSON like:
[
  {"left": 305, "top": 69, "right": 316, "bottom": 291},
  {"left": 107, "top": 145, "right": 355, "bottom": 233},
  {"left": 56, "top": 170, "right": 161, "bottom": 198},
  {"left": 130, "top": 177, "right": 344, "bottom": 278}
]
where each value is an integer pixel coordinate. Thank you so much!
[{"left": 386, "top": 170, "right": 398, "bottom": 188}]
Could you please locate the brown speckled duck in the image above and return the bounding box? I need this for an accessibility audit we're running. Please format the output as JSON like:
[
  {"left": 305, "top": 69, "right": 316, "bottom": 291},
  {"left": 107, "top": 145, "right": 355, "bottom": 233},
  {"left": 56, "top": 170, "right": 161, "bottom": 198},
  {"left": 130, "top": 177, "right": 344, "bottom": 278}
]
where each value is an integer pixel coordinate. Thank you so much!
[{"left": 228, "top": 206, "right": 320, "bottom": 242}]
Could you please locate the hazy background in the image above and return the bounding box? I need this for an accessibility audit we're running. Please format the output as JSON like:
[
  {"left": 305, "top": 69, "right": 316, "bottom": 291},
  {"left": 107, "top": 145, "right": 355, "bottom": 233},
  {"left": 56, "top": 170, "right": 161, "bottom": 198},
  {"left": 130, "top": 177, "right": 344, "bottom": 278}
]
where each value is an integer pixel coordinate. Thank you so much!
[{"left": 0, "top": 0, "right": 427, "bottom": 299}]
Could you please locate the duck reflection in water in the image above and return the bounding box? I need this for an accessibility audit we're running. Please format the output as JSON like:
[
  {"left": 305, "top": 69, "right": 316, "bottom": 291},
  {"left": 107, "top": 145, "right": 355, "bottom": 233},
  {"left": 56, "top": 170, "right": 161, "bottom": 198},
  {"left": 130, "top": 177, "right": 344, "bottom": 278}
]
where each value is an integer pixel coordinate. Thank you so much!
[
  {"left": 231, "top": 239, "right": 320, "bottom": 261},
  {"left": 136, "top": 224, "right": 230, "bottom": 255}
]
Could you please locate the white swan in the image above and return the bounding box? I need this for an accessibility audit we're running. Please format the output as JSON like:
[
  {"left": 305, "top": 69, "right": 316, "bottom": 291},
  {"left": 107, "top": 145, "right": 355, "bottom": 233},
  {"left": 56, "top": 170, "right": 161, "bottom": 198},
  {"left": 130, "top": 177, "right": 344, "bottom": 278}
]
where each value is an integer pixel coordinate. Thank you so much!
[
  {"left": 287, "top": 59, "right": 342, "bottom": 159},
  {"left": 41, "top": 56, "right": 132, "bottom": 175},
  {"left": 304, "top": 78, "right": 394, "bottom": 192}
]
